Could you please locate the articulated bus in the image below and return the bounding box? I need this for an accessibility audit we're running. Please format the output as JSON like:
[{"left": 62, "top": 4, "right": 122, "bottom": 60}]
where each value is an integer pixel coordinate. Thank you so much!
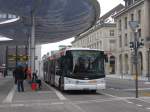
[{"left": 43, "top": 48, "right": 108, "bottom": 92}]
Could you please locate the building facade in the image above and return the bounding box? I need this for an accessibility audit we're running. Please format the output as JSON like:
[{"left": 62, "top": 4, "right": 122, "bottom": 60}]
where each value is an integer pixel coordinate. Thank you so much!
[
  {"left": 72, "top": 4, "right": 124, "bottom": 74},
  {"left": 115, "top": 0, "right": 150, "bottom": 76}
]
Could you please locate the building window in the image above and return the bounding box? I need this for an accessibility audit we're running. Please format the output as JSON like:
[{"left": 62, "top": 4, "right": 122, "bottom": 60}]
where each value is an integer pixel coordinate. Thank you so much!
[
  {"left": 109, "top": 40, "right": 115, "bottom": 51},
  {"left": 125, "top": 0, "right": 133, "bottom": 7},
  {"left": 131, "top": 14, "right": 134, "bottom": 21},
  {"left": 124, "top": 17, "right": 128, "bottom": 29},
  {"left": 138, "top": 29, "right": 141, "bottom": 38},
  {"left": 119, "top": 19, "right": 122, "bottom": 31},
  {"left": 119, "top": 35, "right": 122, "bottom": 47},
  {"left": 110, "top": 30, "right": 114, "bottom": 36},
  {"left": 124, "top": 34, "right": 128, "bottom": 46},
  {"left": 138, "top": 10, "right": 141, "bottom": 24}
]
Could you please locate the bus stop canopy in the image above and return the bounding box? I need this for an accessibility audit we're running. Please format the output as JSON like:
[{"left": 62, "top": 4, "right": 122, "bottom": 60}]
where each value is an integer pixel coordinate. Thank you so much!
[{"left": 0, "top": 0, "right": 100, "bottom": 45}]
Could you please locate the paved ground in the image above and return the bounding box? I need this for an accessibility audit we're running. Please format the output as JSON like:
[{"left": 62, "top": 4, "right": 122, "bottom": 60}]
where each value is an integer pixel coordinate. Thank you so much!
[{"left": 0, "top": 76, "right": 150, "bottom": 112}]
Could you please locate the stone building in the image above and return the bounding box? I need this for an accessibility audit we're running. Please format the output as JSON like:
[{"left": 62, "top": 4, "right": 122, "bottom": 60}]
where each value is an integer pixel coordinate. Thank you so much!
[
  {"left": 114, "top": 0, "right": 150, "bottom": 76},
  {"left": 72, "top": 4, "right": 124, "bottom": 74}
]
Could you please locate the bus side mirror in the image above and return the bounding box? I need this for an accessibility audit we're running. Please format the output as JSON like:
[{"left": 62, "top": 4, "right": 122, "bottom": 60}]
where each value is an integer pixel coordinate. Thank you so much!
[{"left": 104, "top": 54, "right": 108, "bottom": 63}]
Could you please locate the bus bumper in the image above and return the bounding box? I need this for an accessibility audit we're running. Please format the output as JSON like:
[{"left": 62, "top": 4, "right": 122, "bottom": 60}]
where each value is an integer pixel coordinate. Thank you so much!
[{"left": 64, "top": 84, "right": 106, "bottom": 90}]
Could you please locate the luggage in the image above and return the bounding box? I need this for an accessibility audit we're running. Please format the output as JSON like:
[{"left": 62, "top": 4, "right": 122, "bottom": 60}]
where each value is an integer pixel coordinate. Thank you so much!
[{"left": 31, "top": 82, "right": 37, "bottom": 91}]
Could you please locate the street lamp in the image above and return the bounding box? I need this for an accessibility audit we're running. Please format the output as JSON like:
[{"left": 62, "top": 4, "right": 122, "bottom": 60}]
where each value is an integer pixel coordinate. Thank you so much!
[
  {"left": 129, "top": 21, "right": 144, "bottom": 98},
  {"left": 148, "top": 48, "right": 150, "bottom": 81}
]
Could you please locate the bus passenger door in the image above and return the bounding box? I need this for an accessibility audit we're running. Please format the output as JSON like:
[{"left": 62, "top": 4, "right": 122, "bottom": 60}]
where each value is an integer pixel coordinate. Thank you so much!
[{"left": 55, "top": 58, "right": 63, "bottom": 87}]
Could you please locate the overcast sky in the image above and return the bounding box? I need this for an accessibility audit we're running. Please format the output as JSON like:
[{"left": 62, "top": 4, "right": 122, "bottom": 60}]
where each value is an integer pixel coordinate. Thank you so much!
[{"left": 41, "top": 0, "right": 124, "bottom": 57}]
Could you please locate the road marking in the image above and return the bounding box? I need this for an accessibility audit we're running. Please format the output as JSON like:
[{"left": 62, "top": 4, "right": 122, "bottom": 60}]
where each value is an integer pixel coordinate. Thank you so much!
[
  {"left": 138, "top": 98, "right": 150, "bottom": 104},
  {"left": 146, "top": 107, "right": 150, "bottom": 110},
  {"left": 126, "top": 101, "right": 133, "bottom": 104},
  {"left": 42, "top": 81, "right": 67, "bottom": 100},
  {"left": 10, "top": 104, "right": 24, "bottom": 107},
  {"left": 0, "top": 102, "right": 64, "bottom": 108},
  {"left": 37, "top": 91, "right": 54, "bottom": 94},
  {"left": 54, "top": 89, "right": 67, "bottom": 100},
  {"left": 99, "top": 91, "right": 139, "bottom": 105},
  {"left": 100, "top": 92, "right": 119, "bottom": 98},
  {"left": 74, "top": 98, "right": 129, "bottom": 104},
  {"left": 122, "top": 88, "right": 150, "bottom": 91},
  {"left": 136, "top": 104, "right": 143, "bottom": 107},
  {"left": 3, "top": 85, "right": 16, "bottom": 103},
  {"left": 51, "top": 102, "right": 64, "bottom": 105},
  {"left": 15, "top": 99, "right": 51, "bottom": 103}
]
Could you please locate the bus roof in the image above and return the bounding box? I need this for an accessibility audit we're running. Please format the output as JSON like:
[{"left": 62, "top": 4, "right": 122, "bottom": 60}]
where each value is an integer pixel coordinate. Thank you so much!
[
  {"left": 46, "top": 48, "right": 104, "bottom": 61},
  {"left": 65, "top": 47, "right": 104, "bottom": 52}
]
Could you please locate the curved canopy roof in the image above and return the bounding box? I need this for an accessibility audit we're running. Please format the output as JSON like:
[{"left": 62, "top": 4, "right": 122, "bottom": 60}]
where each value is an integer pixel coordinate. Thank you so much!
[{"left": 0, "top": 0, "right": 100, "bottom": 45}]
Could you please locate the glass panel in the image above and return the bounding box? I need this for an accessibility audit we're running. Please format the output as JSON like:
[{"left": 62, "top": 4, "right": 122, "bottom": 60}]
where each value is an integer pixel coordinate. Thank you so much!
[{"left": 68, "top": 50, "right": 104, "bottom": 75}]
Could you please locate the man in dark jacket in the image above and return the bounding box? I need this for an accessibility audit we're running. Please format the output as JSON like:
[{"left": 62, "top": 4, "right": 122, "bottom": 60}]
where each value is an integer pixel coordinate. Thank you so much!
[{"left": 15, "top": 66, "right": 25, "bottom": 92}]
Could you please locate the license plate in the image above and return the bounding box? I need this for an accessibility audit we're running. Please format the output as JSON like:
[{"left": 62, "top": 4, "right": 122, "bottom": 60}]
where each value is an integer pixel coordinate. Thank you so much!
[{"left": 89, "top": 80, "right": 97, "bottom": 83}]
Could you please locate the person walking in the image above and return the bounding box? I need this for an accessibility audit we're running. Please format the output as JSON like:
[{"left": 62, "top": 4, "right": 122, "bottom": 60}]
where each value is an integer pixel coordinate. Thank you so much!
[
  {"left": 32, "top": 71, "right": 42, "bottom": 89},
  {"left": 13, "top": 68, "right": 17, "bottom": 84},
  {"left": 15, "top": 65, "right": 25, "bottom": 92}
]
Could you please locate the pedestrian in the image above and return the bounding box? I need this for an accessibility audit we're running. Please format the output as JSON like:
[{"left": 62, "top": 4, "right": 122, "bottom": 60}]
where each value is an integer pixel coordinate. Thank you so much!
[
  {"left": 15, "top": 65, "right": 25, "bottom": 92},
  {"left": 27, "top": 67, "right": 32, "bottom": 81},
  {"left": 32, "top": 71, "right": 42, "bottom": 89},
  {"left": 24, "top": 66, "right": 28, "bottom": 80},
  {"left": 13, "top": 68, "right": 17, "bottom": 84}
]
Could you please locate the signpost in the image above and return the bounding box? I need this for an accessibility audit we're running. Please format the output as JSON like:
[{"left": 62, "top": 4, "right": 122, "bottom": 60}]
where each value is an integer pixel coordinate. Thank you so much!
[{"left": 129, "top": 21, "right": 144, "bottom": 98}]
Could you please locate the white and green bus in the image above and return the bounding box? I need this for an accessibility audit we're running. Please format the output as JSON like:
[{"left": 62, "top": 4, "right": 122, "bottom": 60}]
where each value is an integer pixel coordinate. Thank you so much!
[{"left": 43, "top": 48, "right": 107, "bottom": 92}]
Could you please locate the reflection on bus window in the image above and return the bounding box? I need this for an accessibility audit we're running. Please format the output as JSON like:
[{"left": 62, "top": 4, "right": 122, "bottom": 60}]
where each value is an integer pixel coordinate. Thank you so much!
[{"left": 66, "top": 50, "right": 104, "bottom": 74}]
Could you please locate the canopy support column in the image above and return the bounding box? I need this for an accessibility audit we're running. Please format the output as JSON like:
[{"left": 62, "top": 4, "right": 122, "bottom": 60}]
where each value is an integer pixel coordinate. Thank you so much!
[
  {"left": 28, "top": 35, "right": 31, "bottom": 68},
  {"left": 31, "top": 14, "right": 35, "bottom": 73}
]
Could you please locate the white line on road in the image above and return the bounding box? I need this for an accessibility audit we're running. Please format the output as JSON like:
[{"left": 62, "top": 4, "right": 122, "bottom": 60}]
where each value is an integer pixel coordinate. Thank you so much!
[
  {"left": 37, "top": 91, "right": 54, "bottom": 94},
  {"left": 0, "top": 102, "right": 64, "bottom": 108},
  {"left": 42, "top": 81, "right": 67, "bottom": 100},
  {"left": 3, "top": 85, "right": 16, "bottom": 103},
  {"left": 146, "top": 107, "right": 150, "bottom": 110},
  {"left": 122, "top": 88, "right": 150, "bottom": 91},
  {"left": 137, "top": 98, "right": 150, "bottom": 104},
  {"left": 54, "top": 89, "right": 67, "bottom": 100},
  {"left": 126, "top": 101, "right": 133, "bottom": 104},
  {"left": 100, "top": 92, "right": 138, "bottom": 105},
  {"left": 136, "top": 104, "right": 143, "bottom": 107},
  {"left": 100, "top": 92, "right": 119, "bottom": 98},
  {"left": 74, "top": 97, "right": 133, "bottom": 104},
  {"left": 15, "top": 99, "right": 51, "bottom": 103}
]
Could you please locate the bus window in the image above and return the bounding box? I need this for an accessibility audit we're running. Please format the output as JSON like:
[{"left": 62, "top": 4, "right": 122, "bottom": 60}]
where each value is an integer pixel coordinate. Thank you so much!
[
  {"left": 65, "top": 51, "right": 73, "bottom": 72},
  {"left": 55, "top": 59, "right": 62, "bottom": 76}
]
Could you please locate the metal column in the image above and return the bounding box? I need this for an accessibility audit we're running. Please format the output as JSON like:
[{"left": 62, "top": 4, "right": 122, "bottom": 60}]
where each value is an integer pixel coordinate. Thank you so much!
[
  {"left": 31, "top": 14, "right": 35, "bottom": 73},
  {"left": 148, "top": 49, "right": 150, "bottom": 81}
]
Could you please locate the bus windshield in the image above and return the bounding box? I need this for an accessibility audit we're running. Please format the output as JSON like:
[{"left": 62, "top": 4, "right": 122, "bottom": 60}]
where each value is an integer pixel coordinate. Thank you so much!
[{"left": 65, "top": 50, "right": 104, "bottom": 78}]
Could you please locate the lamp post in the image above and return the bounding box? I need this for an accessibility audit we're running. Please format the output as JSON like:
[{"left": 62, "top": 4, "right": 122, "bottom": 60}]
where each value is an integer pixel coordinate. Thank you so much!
[
  {"left": 148, "top": 48, "right": 150, "bottom": 81},
  {"left": 129, "top": 21, "right": 144, "bottom": 98}
]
